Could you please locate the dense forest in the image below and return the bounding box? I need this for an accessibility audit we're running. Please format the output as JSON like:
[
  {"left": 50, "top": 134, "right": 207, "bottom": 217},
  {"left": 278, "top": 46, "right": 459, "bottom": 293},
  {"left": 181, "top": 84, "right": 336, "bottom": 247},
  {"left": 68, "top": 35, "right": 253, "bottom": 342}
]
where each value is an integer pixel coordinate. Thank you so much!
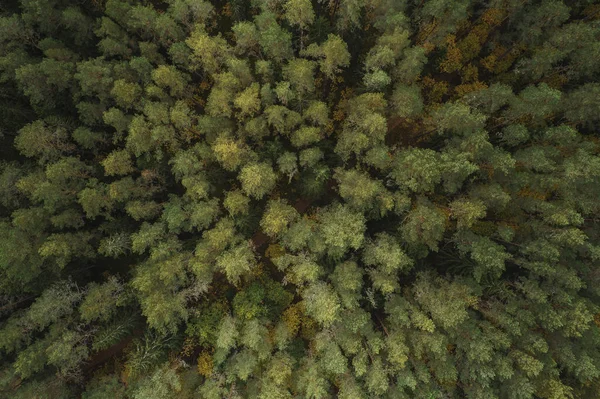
[{"left": 1, "top": 0, "right": 600, "bottom": 398}]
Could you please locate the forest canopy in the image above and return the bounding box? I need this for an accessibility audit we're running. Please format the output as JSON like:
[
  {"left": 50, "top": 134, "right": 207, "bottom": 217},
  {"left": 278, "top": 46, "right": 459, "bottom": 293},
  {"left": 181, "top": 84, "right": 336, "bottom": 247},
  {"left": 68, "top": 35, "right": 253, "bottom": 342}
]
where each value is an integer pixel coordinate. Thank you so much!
[{"left": 1, "top": 0, "right": 600, "bottom": 398}]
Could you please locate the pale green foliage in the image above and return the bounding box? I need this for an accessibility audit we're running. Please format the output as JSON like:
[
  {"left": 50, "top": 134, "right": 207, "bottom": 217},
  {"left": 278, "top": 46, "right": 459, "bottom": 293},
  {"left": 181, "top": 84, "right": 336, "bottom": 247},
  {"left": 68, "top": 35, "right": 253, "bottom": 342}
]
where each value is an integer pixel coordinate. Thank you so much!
[
  {"left": 505, "top": 83, "right": 561, "bottom": 122},
  {"left": 231, "top": 349, "right": 258, "bottom": 381},
  {"left": 186, "top": 29, "right": 231, "bottom": 74},
  {"left": 170, "top": 100, "right": 193, "bottom": 130},
  {"left": 391, "top": 83, "right": 423, "bottom": 118},
  {"left": 335, "top": 93, "right": 388, "bottom": 159},
  {"left": 501, "top": 124, "right": 530, "bottom": 147},
  {"left": 303, "top": 101, "right": 329, "bottom": 126},
  {"left": 303, "top": 34, "right": 351, "bottom": 78},
  {"left": 318, "top": 204, "right": 366, "bottom": 259},
  {"left": 284, "top": 58, "right": 316, "bottom": 97},
  {"left": 275, "top": 81, "right": 295, "bottom": 105},
  {"left": 433, "top": 102, "right": 487, "bottom": 134},
  {"left": 213, "top": 136, "right": 251, "bottom": 171},
  {"left": 216, "top": 242, "right": 256, "bottom": 284},
  {"left": 450, "top": 198, "right": 486, "bottom": 229},
  {"left": 304, "top": 282, "right": 340, "bottom": 326},
  {"left": 72, "top": 127, "right": 103, "bottom": 150},
  {"left": 132, "top": 254, "right": 190, "bottom": 331},
  {"left": 102, "top": 149, "right": 134, "bottom": 176},
  {"left": 284, "top": 0, "right": 315, "bottom": 30},
  {"left": 79, "top": 277, "right": 123, "bottom": 323},
  {"left": 391, "top": 148, "right": 442, "bottom": 193},
  {"left": 335, "top": 168, "right": 388, "bottom": 211},
  {"left": 291, "top": 126, "right": 321, "bottom": 147},
  {"left": 363, "top": 233, "right": 413, "bottom": 274},
  {"left": 299, "top": 147, "right": 324, "bottom": 168},
  {"left": 281, "top": 217, "right": 315, "bottom": 252},
  {"left": 13, "top": 339, "right": 48, "bottom": 379},
  {"left": 365, "top": 357, "right": 389, "bottom": 395},
  {"left": 395, "top": 45, "right": 427, "bottom": 83},
  {"left": 277, "top": 151, "right": 298, "bottom": 181},
  {"left": 131, "top": 222, "right": 166, "bottom": 254},
  {"left": 111, "top": 79, "right": 141, "bottom": 108},
  {"left": 365, "top": 45, "right": 395, "bottom": 72},
  {"left": 401, "top": 201, "right": 446, "bottom": 251},
  {"left": 38, "top": 233, "right": 95, "bottom": 268},
  {"left": 274, "top": 253, "right": 322, "bottom": 284},
  {"left": 45, "top": 329, "right": 89, "bottom": 376},
  {"left": 254, "top": 12, "right": 293, "bottom": 63},
  {"left": 233, "top": 22, "right": 259, "bottom": 54},
  {"left": 239, "top": 162, "right": 277, "bottom": 199},
  {"left": 457, "top": 232, "right": 511, "bottom": 281},
  {"left": 25, "top": 281, "right": 82, "bottom": 331},
  {"left": 151, "top": 65, "right": 187, "bottom": 97},
  {"left": 15, "top": 120, "right": 70, "bottom": 161},
  {"left": 413, "top": 273, "right": 473, "bottom": 330},
  {"left": 131, "top": 364, "right": 182, "bottom": 399},
  {"left": 364, "top": 69, "right": 392, "bottom": 90},
  {"left": 564, "top": 83, "right": 600, "bottom": 127},
  {"left": 78, "top": 185, "right": 111, "bottom": 219},
  {"left": 224, "top": 189, "right": 250, "bottom": 217},
  {"left": 261, "top": 199, "right": 299, "bottom": 237},
  {"left": 465, "top": 83, "right": 514, "bottom": 114},
  {"left": 103, "top": 107, "right": 130, "bottom": 134},
  {"left": 234, "top": 82, "right": 261, "bottom": 119},
  {"left": 297, "top": 359, "right": 329, "bottom": 398},
  {"left": 331, "top": 261, "right": 363, "bottom": 308},
  {"left": 216, "top": 315, "right": 238, "bottom": 351}
]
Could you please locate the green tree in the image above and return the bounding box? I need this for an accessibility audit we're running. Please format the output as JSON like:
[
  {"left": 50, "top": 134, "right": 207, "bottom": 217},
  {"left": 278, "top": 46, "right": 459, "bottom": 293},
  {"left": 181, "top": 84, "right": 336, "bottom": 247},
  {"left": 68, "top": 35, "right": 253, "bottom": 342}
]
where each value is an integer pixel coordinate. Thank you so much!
[
  {"left": 401, "top": 199, "right": 447, "bottom": 252},
  {"left": 318, "top": 204, "right": 366, "bottom": 259},
  {"left": 261, "top": 199, "right": 299, "bottom": 237},
  {"left": 238, "top": 162, "right": 277, "bottom": 199},
  {"left": 284, "top": 0, "right": 315, "bottom": 31},
  {"left": 2, "top": 2, "right": 600, "bottom": 398},
  {"left": 303, "top": 34, "right": 351, "bottom": 79}
]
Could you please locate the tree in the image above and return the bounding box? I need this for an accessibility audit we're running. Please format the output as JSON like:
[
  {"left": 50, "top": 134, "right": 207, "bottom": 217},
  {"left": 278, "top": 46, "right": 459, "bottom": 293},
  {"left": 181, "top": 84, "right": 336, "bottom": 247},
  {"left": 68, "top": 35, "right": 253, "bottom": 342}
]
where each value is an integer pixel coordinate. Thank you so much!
[
  {"left": 391, "top": 83, "right": 423, "bottom": 118},
  {"left": 390, "top": 148, "right": 442, "bottom": 193},
  {"left": 254, "top": 11, "right": 294, "bottom": 63},
  {"left": 284, "top": 0, "right": 315, "bottom": 31},
  {"left": 131, "top": 364, "right": 182, "bottom": 399},
  {"left": 216, "top": 242, "right": 256, "bottom": 285},
  {"left": 102, "top": 150, "right": 134, "bottom": 176},
  {"left": 303, "top": 281, "right": 340, "bottom": 326},
  {"left": 563, "top": 83, "right": 600, "bottom": 128},
  {"left": 186, "top": 29, "right": 232, "bottom": 75},
  {"left": 15, "top": 120, "right": 71, "bottom": 161},
  {"left": 363, "top": 69, "right": 392, "bottom": 91},
  {"left": 15, "top": 59, "right": 75, "bottom": 111},
  {"left": 212, "top": 135, "right": 252, "bottom": 171},
  {"left": 238, "top": 162, "right": 277, "bottom": 199},
  {"left": 401, "top": 199, "right": 447, "bottom": 252},
  {"left": 303, "top": 34, "right": 351, "bottom": 79},
  {"left": 224, "top": 190, "right": 250, "bottom": 217},
  {"left": 234, "top": 82, "right": 261, "bottom": 120},
  {"left": 151, "top": 65, "right": 188, "bottom": 97},
  {"left": 261, "top": 199, "right": 299, "bottom": 237},
  {"left": 111, "top": 79, "right": 141, "bottom": 109},
  {"left": 2, "top": 2, "right": 600, "bottom": 398},
  {"left": 318, "top": 204, "right": 366, "bottom": 259},
  {"left": 504, "top": 83, "right": 561, "bottom": 124},
  {"left": 450, "top": 197, "right": 486, "bottom": 229},
  {"left": 283, "top": 58, "right": 316, "bottom": 98},
  {"left": 334, "top": 168, "right": 390, "bottom": 213},
  {"left": 363, "top": 233, "right": 413, "bottom": 274}
]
